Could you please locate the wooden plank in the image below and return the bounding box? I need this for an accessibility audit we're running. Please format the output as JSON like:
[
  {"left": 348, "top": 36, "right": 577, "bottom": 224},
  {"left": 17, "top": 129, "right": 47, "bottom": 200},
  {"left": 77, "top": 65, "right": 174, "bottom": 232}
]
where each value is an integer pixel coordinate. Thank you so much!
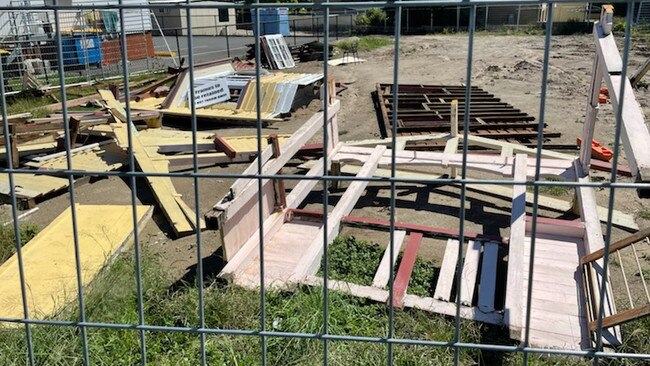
[
  {"left": 574, "top": 162, "right": 622, "bottom": 346},
  {"left": 465, "top": 184, "right": 637, "bottom": 231},
  {"left": 505, "top": 154, "right": 527, "bottom": 337},
  {"left": 371, "top": 230, "right": 407, "bottom": 289},
  {"left": 402, "top": 294, "right": 502, "bottom": 324},
  {"left": 392, "top": 232, "right": 424, "bottom": 308},
  {"left": 289, "top": 145, "right": 386, "bottom": 282},
  {"left": 478, "top": 242, "right": 499, "bottom": 313},
  {"left": 303, "top": 275, "right": 388, "bottom": 303},
  {"left": 459, "top": 240, "right": 481, "bottom": 306},
  {"left": 433, "top": 239, "right": 460, "bottom": 302},
  {"left": 0, "top": 204, "right": 152, "bottom": 321},
  {"left": 219, "top": 209, "right": 287, "bottom": 280},
  {"left": 590, "top": 304, "right": 650, "bottom": 331},
  {"left": 595, "top": 21, "right": 650, "bottom": 183},
  {"left": 335, "top": 145, "right": 575, "bottom": 180},
  {"left": 111, "top": 123, "right": 199, "bottom": 236},
  {"left": 581, "top": 226, "right": 650, "bottom": 265},
  {"left": 630, "top": 57, "right": 650, "bottom": 87}
]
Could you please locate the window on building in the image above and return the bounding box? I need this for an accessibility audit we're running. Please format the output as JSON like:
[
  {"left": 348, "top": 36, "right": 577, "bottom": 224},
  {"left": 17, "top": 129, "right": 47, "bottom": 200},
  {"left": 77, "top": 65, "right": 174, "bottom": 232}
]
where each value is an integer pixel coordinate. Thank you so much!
[{"left": 218, "top": 9, "right": 229, "bottom": 23}]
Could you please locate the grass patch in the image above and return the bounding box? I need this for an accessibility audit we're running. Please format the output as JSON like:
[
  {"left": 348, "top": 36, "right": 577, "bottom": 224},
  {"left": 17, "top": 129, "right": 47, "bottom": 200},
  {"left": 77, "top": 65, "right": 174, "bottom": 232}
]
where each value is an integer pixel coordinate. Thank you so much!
[
  {"left": 0, "top": 222, "right": 39, "bottom": 264},
  {"left": 336, "top": 36, "right": 393, "bottom": 53},
  {"left": 527, "top": 177, "right": 571, "bottom": 197},
  {"left": 5, "top": 96, "right": 55, "bottom": 118},
  {"left": 638, "top": 210, "right": 650, "bottom": 220},
  {"left": 1, "top": 236, "right": 648, "bottom": 365}
]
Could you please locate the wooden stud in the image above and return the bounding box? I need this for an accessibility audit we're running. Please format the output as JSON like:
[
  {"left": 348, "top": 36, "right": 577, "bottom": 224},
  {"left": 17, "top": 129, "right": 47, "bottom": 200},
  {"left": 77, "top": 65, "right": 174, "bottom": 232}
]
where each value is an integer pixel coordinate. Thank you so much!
[
  {"left": 434, "top": 239, "right": 460, "bottom": 302},
  {"left": 213, "top": 135, "right": 237, "bottom": 159},
  {"left": 581, "top": 226, "right": 650, "bottom": 265},
  {"left": 268, "top": 134, "right": 287, "bottom": 210},
  {"left": 392, "top": 232, "right": 424, "bottom": 308},
  {"left": 371, "top": 230, "right": 407, "bottom": 289},
  {"left": 505, "top": 154, "right": 527, "bottom": 337},
  {"left": 459, "top": 240, "right": 482, "bottom": 306},
  {"left": 589, "top": 304, "right": 650, "bottom": 331}
]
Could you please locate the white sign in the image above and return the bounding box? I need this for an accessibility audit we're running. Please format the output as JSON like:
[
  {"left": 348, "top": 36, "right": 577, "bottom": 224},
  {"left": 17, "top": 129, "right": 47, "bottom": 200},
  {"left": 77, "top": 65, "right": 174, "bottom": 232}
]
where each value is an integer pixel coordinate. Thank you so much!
[{"left": 191, "top": 79, "right": 230, "bottom": 108}]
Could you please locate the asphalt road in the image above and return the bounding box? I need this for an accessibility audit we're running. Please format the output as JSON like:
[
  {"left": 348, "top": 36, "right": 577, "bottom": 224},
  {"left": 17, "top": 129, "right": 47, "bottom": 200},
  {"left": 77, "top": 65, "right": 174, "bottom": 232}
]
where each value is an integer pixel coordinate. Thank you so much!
[{"left": 152, "top": 34, "right": 321, "bottom": 65}]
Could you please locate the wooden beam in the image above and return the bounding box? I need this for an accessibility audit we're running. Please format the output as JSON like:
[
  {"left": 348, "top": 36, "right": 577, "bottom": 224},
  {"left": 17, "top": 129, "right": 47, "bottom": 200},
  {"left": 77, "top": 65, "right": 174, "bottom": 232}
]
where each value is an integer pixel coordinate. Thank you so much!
[
  {"left": 574, "top": 162, "right": 622, "bottom": 346},
  {"left": 434, "top": 239, "right": 460, "bottom": 302},
  {"left": 335, "top": 145, "right": 576, "bottom": 180},
  {"left": 505, "top": 154, "right": 527, "bottom": 338},
  {"left": 589, "top": 304, "right": 650, "bottom": 331},
  {"left": 371, "top": 230, "right": 407, "bottom": 289},
  {"left": 289, "top": 145, "right": 386, "bottom": 282},
  {"left": 392, "top": 232, "right": 424, "bottom": 308},
  {"left": 214, "top": 135, "right": 236, "bottom": 159},
  {"left": 580, "top": 55, "right": 603, "bottom": 172},
  {"left": 581, "top": 226, "right": 650, "bottom": 265},
  {"left": 630, "top": 57, "right": 650, "bottom": 87},
  {"left": 303, "top": 275, "right": 389, "bottom": 303},
  {"left": 459, "top": 240, "right": 481, "bottom": 306},
  {"left": 595, "top": 21, "right": 650, "bottom": 184}
]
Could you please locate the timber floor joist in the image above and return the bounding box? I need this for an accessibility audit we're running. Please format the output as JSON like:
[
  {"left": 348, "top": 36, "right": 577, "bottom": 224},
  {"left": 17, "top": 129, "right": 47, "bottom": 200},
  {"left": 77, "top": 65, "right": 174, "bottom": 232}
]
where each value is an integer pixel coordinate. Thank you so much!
[{"left": 374, "top": 83, "right": 561, "bottom": 147}]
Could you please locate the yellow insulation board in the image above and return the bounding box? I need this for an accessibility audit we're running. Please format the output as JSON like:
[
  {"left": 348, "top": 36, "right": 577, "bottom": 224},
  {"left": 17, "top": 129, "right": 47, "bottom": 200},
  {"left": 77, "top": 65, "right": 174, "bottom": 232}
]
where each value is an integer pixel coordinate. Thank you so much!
[{"left": 0, "top": 204, "right": 152, "bottom": 321}]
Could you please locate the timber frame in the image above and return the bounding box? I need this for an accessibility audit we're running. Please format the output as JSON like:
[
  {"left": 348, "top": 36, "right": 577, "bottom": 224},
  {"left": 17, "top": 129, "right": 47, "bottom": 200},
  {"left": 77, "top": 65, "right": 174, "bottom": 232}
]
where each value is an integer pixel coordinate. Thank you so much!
[{"left": 208, "top": 9, "right": 650, "bottom": 349}]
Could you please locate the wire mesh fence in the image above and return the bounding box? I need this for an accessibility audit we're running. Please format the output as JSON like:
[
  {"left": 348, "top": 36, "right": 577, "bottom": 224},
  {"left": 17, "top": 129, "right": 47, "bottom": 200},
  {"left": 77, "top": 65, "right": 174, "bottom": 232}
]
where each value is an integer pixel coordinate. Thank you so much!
[{"left": 0, "top": 0, "right": 650, "bottom": 365}]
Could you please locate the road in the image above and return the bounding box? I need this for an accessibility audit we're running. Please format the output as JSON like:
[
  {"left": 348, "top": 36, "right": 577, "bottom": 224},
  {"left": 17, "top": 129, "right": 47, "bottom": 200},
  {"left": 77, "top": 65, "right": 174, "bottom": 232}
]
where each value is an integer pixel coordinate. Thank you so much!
[{"left": 152, "top": 34, "right": 322, "bottom": 65}]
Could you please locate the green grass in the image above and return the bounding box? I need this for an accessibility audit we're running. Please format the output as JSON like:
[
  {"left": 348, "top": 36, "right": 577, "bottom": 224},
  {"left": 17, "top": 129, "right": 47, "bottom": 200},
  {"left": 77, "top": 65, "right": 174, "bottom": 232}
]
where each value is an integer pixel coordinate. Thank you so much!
[
  {"left": 0, "top": 236, "right": 648, "bottom": 365},
  {"left": 0, "top": 222, "right": 39, "bottom": 264},
  {"left": 336, "top": 36, "right": 393, "bottom": 53},
  {"left": 527, "top": 177, "right": 571, "bottom": 197},
  {"left": 6, "top": 96, "right": 56, "bottom": 118},
  {"left": 638, "top": 210, "right": 650, "bottom": 220}
]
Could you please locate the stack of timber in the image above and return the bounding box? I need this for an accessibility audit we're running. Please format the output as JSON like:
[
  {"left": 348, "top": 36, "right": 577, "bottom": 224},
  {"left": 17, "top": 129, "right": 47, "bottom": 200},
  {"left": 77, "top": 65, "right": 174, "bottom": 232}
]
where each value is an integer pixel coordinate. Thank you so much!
[
  {"left": 374, "top": 83, "right": 561, "bottom": 149},
  {"left": 0, "top": 204, "right": 152, "bottom": 322},
  {"left": 98, "top": 89, "right": 290, "bottom": 237},
  {"left": 128, "top": 59, "right": 323, "bottom": 125}
]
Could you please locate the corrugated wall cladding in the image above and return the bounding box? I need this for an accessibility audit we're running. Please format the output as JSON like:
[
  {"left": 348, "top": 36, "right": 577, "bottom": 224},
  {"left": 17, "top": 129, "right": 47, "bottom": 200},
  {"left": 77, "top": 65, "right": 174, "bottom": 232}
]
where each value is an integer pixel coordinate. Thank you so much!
[{"left": 0, "top": 0, "right": 151, "bottom": 36}]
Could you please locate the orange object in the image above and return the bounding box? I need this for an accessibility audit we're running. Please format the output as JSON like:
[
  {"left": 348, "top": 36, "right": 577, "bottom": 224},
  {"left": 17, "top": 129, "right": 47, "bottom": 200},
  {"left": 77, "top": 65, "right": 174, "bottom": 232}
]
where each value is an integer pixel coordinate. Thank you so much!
[
  {"left": 599, "top": 94, "right": 608, "bottom": 103},
  {"left": 600, "top": 86, "right": 609, "bottom": 96},
  {"left": 576, "top": 137, "right": 613, "bottom": 162}
]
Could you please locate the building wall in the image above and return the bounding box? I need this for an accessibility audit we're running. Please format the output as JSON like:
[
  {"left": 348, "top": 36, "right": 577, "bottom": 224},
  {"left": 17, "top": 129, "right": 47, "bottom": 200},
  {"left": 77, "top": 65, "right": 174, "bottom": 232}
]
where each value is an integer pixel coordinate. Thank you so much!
[
  {"left": 178, "top": 6, "right": 236, "bottom": 36},
  {"left": 0, "top": 0, "right": 151, "bottom": 37}
]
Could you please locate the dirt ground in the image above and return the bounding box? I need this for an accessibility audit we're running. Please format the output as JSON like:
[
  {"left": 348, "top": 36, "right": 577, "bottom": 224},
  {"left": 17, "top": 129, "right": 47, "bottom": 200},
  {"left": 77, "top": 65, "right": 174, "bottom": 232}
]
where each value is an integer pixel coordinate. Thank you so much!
[{"left": 17, "top": 33, "right": 650, "bottom": 309}]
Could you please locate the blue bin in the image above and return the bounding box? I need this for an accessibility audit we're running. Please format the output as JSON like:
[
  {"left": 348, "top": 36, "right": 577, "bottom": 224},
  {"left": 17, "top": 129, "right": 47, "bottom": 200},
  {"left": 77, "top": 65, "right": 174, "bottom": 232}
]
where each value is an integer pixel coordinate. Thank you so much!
[
  {"left": 252, "top": 8, "right": 290, "bottom": 36},
  {"left": 61, "top": 36, "right": 102, "bottom": 66}
]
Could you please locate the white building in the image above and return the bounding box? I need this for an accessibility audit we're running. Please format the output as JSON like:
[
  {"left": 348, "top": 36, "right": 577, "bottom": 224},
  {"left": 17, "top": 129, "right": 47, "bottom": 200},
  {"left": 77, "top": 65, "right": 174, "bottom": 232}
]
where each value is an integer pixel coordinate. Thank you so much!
[{"left": 0, "top": 0, "right": 152, "bottom": 38}]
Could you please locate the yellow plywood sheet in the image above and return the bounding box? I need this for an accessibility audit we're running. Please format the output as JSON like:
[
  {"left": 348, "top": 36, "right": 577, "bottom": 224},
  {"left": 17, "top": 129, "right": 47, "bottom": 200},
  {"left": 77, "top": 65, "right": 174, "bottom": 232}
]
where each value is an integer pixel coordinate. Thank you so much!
[
  {"left": 24, "top": 143, "right": 128, "bottom": 172},
  {"left": 0, "top": 173, "right": 69, "bottom": 199},
  {"left": 111, "top": 123, "right": 202, "bottom": 236},
  {"left": 0, "top": 204, "right": 152, "bottom": 321}
]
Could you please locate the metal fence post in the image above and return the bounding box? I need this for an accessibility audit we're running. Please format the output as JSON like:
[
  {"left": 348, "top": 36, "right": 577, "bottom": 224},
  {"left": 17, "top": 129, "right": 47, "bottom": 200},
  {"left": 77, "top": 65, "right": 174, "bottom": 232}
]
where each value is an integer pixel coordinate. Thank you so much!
[
  {"left": 175, "top": 28, "right": 181, "bottom": 65},
  {"left": 225, "top": 25, "right": 230, "bottom": 57}
]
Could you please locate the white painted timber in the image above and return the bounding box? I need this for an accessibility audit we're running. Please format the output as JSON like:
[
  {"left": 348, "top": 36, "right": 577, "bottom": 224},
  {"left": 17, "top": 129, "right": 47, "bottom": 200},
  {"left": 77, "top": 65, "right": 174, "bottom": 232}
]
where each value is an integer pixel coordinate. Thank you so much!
[
  {"left": 434, "top": 239, "right": 460, "bottom": 302},
  {"left": 372, "top": 231, "right": 407, "bottom": 289},
  {"left": 505, "top": 154, "right": 527, "bottom": 337},
  {"left": 289, "top": 145, "right": 386, "bottom": 282},
  {"left": 459, "top": 240, "right": 482, "bottom": 306}
]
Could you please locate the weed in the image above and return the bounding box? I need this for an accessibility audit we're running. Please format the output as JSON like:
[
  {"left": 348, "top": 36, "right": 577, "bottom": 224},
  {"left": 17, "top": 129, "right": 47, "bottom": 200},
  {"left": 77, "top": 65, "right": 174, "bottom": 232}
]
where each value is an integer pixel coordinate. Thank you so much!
[
  {"left": 6, "top": 96, "right": 55, "bottom": 118},
  {"left": 0, "top": 238, "right": 648, "bottom": 365},
  {"left": 0, "top": 222, "right": 39, "bottom": 264},
  {"left": 638, "top": 210, "right": 650, "bottom": 220},
  {"left": 336, "top": 36, "right": 392, "bottom": 53},
  {"left": 527, "top": 177, "right": 571, "bottom": 197}
]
